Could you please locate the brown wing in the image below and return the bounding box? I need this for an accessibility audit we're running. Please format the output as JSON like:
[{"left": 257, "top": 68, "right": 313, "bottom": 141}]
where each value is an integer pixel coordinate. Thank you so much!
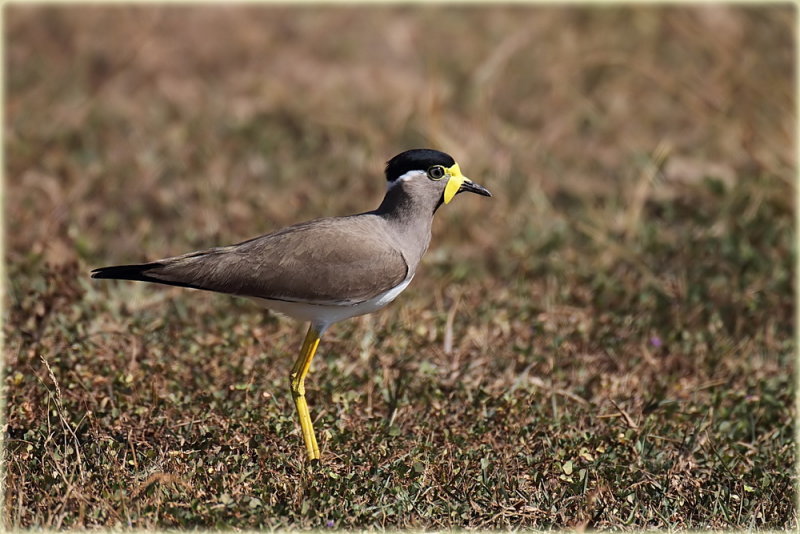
[{"left": 96, "top": 215, "right": 409, "bottom": 305}]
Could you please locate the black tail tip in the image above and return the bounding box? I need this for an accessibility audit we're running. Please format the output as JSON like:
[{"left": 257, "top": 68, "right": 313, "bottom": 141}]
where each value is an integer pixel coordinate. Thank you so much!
[
  {"left": 90, "top": 267, "right": 109, "bottom": 279},
  {"left": 90, "top": 263, "right": 156, "bottom": 281}
]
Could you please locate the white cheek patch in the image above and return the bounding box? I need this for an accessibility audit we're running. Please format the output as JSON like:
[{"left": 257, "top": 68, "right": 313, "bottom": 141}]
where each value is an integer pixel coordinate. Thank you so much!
[{"left": 387, "top": 170, "right": 426, "bottom": 191}]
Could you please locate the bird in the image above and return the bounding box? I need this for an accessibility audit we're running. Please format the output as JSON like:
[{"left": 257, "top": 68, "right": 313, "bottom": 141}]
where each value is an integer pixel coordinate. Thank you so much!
[{"left": 91, "top": 148, "right": 491, "bottom": 461}]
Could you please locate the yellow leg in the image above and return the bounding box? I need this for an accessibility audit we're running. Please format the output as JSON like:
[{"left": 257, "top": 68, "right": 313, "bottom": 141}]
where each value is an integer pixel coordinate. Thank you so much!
[{"left": 289, "top": 324, "right": 322, "bottom": 461}]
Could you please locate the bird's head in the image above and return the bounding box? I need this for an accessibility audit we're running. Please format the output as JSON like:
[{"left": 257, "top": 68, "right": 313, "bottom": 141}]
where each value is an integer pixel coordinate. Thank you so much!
[{"left": 384, "top": 149, "right": 492, "bottom": 206}]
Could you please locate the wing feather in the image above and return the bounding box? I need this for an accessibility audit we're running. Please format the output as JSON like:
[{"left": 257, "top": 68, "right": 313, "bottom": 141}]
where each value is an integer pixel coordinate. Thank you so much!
[{"left": 93, "top": 215, "right": 409, "bottom": 305}]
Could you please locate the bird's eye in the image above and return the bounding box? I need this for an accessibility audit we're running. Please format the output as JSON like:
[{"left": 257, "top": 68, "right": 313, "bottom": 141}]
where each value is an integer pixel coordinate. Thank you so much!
[{"left": 428, "top": 166, "right": 446, "bottom": 180}]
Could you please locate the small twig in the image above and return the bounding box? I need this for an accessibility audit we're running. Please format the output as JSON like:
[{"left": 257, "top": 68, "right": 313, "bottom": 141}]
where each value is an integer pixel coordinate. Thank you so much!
[
  {"left": 695, "top": 379, "right": 729, "bottom": 391},
  {"left": 443, "top": 295, "right": 461, "bottom": 355},
  {"left": 130, "top": 472, "right": 190, "bottom": 499},
  {"left": 128, "top": 429, "right": 139, "bottom": 471},
  {"left": 646, "top": 434, "right": 683, "bottom": 444},
  {"left": 174, "top": 419, "right": 205, "bottom": 427},
  {"left": 609, "top": 399, "right": 638, "bottom": 430},
  {"left": 528, "top": 376, "right": 590, "bottom": 405},
  {"left": 40, "top": 355, "right": 85, "bottom": 480}
]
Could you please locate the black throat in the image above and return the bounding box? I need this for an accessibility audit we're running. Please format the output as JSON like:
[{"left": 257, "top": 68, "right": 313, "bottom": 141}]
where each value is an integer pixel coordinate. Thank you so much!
[{"left": 374, "top": 182, "right": 443, "bottom": 221}]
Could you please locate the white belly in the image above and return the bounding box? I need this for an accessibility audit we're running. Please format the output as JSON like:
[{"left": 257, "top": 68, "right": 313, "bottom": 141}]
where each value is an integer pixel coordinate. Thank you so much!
[{"left": 248, "top": 276, "right": 413, "bottom": 330}]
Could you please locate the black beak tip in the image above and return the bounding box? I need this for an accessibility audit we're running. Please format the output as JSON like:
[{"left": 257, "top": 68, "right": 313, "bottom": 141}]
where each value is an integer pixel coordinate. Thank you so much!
[{"left": 462, "top": 181, "right": 492, "bottom": 198}]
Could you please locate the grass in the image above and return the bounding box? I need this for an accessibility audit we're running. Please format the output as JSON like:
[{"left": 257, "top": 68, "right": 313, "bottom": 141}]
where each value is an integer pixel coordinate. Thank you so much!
[{"left": 3, "top": 4, "right": 797, "bottom": 530}]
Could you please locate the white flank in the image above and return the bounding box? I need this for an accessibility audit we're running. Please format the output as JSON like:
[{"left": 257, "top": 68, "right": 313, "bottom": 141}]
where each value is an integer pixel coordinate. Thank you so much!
[{"left": 249, "top": 276, "right": 413, "bottom": 330}]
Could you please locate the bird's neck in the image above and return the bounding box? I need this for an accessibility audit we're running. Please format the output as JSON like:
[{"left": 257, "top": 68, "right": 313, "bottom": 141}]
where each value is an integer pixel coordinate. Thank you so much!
[{"left": 373, "top": 185, "right": 439, "bottom": 266}]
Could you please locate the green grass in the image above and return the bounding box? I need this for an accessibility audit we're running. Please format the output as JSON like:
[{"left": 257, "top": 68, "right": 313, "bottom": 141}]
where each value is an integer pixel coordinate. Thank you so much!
[{"left": 3, "top": 4, "right": 796, "bottom": 530}]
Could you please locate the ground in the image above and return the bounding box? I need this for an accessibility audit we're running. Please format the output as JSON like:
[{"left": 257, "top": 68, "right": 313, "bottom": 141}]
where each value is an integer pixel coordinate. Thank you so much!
[{"left": 3, "top": 4, "right": 796, "bottom": 530}]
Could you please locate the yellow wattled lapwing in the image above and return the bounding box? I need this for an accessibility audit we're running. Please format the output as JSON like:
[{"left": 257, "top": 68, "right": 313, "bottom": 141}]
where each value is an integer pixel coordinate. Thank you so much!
[{"left": 92, "top": 148, "right": 491, "bottom": 461}]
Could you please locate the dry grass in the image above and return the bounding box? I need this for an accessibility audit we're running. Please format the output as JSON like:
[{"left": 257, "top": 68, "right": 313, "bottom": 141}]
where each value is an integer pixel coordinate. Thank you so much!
[{"left": 3, "top": 4, "right": 796, "bottom": 530}]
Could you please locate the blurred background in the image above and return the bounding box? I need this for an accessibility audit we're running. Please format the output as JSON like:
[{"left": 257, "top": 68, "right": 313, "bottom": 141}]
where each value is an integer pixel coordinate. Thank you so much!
[
  {"left": 4, "top": 4, "right": 796, "bottom": 530},
  {"left": 7, "top": 5, "right": 793, "bottom": 265}
]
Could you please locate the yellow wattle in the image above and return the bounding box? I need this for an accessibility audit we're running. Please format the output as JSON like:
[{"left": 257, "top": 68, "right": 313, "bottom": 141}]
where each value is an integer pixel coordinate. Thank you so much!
[
  {"left": 444, "top": 175, "right": 464, "bottom": 204},
  {"left": 444, "top": 162, "right": 466, "bottom": 204}
]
